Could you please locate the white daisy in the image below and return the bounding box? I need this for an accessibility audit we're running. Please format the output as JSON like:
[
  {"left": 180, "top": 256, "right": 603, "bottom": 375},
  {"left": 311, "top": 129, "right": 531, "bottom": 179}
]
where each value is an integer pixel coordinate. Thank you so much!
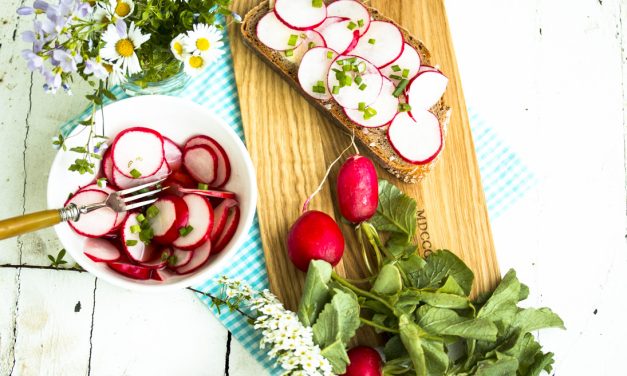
[
  {"left": 170, "top": 33, "right": 189, "bottom": 61},
  {"left": 183, "top": 52, "right": 209, "bottom": 75},
  {"left": 100, "top": 20, "right": 150, "bottom": 76},
  {"left": 184, "top": 23, "right": 224, "bottom": 63},
  {"left": 102, "top": 61, "right": 126, "bottom": 85},
  {"left": 107, "top": 0, "right": 135, "bottom": 19},
  {"left": 91, "top": 4, "right": 110, "bottom": 24}
]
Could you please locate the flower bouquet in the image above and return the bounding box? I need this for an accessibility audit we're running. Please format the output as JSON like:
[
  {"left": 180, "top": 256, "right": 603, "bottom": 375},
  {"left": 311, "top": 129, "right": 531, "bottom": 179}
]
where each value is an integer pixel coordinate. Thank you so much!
[{"left": 16, "top": 0, "right": 236, "bottom": 174}]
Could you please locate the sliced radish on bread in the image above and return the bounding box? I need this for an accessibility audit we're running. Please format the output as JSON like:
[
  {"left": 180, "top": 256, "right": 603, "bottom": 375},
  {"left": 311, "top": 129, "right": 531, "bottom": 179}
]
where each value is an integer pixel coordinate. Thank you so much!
[
  {"left": 326, "top": 0, "right": 370, "bottom": 36},
  {"left": 381, "top": 43, "right": 421, "bottom": 82},
  {"left": 107, "top": 261, "right": 154, "bottom": 280},
  {"left": 274, "top": 0, "right": 327, "bottom": 30},
  {"left": 213, "top": 205, "right": 240, "bottom": 254},
  {"left": 122, "top": 213, "right": 160, "bottom": 263},
  {"left": 151, "top": 195, "right": 189, "bottom": 244},
  {"left": 327, "top": 55, "right": 383, "bottom": 109},
  {"left": 319, "top": 19, "right": 359, "bottom": 55},
  {"left": 84, "top": 238, "right": 122, "bottom": 262},
  {"left": 406, "top": 69, "right": 448, "bottom": 110},
  {"left": 183, "top": 145, "right": 218, "bottom": 185},
  {"left": 256, "top": 11, "right": 304, "bottom": 51},
  {"left": 66, "top": 190, "right": 117, "bottom": 238},
  {"left": 170, "top": 247, "right": 193, "bottom": 268},
  {"left": 174, "top": 240, "right": 211, "bottom": 275},
  {"left": 351, "top": 21, "right": 404, "bottom": 68},
  {"left": 172, "top": 194, "right": 214, "bottom": 250},
  {"left": 344, "top": 78, "right": 399, "bottom": 128},
  {"left": 111, "top": 127, "right": 164, "bottom": 179},
  {"left": 285, "top": 30, "right": 326, "bottom": 64},
  {"left": 112, "top": 160, "right": 170, "bottom": 190},
  {"left": 298, "top": 47, "right": 338, "bottom": 101},
  {"left": 314, "top": 16, "right": 348, "bottom": 33},
  {"left": 163, "top": 137, "right": 183, "bottom": 171},
  {"left": 211, "top": 199, "right": 239, "bottom": 242},
  {"left": 387, "top": 111, "right": 442, "bottom": 164},
  {"left": 184, "top": 136, "right": 231, "bottom": 187}
]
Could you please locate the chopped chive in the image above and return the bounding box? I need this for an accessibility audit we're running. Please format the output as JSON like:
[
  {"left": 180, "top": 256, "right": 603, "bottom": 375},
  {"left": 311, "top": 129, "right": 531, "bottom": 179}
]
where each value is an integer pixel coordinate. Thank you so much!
[
  {"left": 284, "top": 49, "right": 294, "bottom": 57},
  {"left": 358, "top": 102, "right": 366, "bottom": 111},
  {"left": 179, "top": 225, "right": 194, "bottom": 237},
  {"left": 167, "top": 255, "right": 178, "bottom": 266},
  {"left": 332, "top": 86, "right": 340, "bottom": 94},
  {"left": 337, "top": 59, "right": 344, "bottom": 66},
  {"left": 347, "top": 21, "right": 357, "bottom": 30},
  {"left": 347, "top": 57, "right": 357, "bottom": 63},
  {"left": 391, "top": 64, "right": 401, "bottom": 72},
  {"left": 288, "top": 34, "right": 298, "bottom": 47},
  {"left": 390, "top": 74, "right": 402, "bottom": 80},
  {"left": 136, "top": 214, "right": 146, "bottom": 223},
  {"left": 393, "top": 79, "right": 409, "bottom": 97},
  {"left": 146, "top": 205, "right": 160, "bottom": 219},
  {"left": 368, "top": 38, "right": 376, "bottom": 45},
  {"left": 130, "top": 224, "right": 141, "bottom": 234},
  {"left": 398, "top": 103, "right": 412, "bottom": 112},
  {"left": 139, "top": 228, "right": 153, "bottom": 244},
  {"left": 363, "top": 107, "right": 378, "bottom": 120},
  {"left": 357, "top": 19, "right": 364, "bottom": 27},
  {"left": 326, "top": 51, "right": 333, "bottom": 59},
  {"left": 402, "top": 68, "right": 410, "bottom": 78},
  {"left": 355, "top": 75, "right": 363, "bottom": 85},
  {"left": 125, "top": 240, "right": 138, "bottom": 247},
  {"left": 161, "top": 251, "right": 170, "bottom": 262},
  {"left": 130, "top": 169, "right": 142, "bottom": 179},
  {"left": 342, "top": 76, "right": 352, "bottom": 87},
  {"left": 138, "top": 188, "right": 150, "bottom": 194},
  {"left": 356, "top": 61, "right": 366, "bottom": 73},
  {"left": 308, "top": 42, "right": 315, "bottom": 49},
  {"left": 97, "top": 178, "right": 107, "bottom": 188},
  {"left": 198, "top": 183, "right": 209, "bottom": 190},
  {"left": 312, "top": 85, "right": 326, "bottom": 94},
  {"left": 342, "top": 64, "right": 352, "bottom": 72},
  {"left": 300, "top": 33, "right": 307, "bottom": 39},
  {"left": 312, "top": 0, "right": 323, "bottom": 8},
  {"left": 317, "top": 80, "right": 324, "bottom": 87},
  {"left": 359, "top": 83, "right": 367, "bottom": 91}
]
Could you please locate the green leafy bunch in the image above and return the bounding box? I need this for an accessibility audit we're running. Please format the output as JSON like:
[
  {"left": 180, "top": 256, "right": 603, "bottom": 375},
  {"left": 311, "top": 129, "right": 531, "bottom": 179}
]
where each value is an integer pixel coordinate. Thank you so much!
[{"left": 298, "top": 180, "right": 564, "bottom": 376}]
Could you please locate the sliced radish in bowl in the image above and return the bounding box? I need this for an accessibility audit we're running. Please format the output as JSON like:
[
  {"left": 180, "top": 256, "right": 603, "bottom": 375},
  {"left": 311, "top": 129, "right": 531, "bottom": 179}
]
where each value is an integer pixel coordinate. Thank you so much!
[
  {"left": 107, "top": 261, "right": 154, "bottom": 280},
  {"left": 351, "top": 21, "right": 404, "bottom": 68},
  {"left": 177, "top": 187, "right": 236, "bottom": 200},
  {"left": 380, "top": 43, "right": 421, "bottom": 83},
  {"left": 327, "top": 55, "right": 383, "bottom": 109},
  {"left": 298, "top": 47, "right": 339, "bottom": 101},
  {"left": 121, "top": 212, "right": 160, "bottom": 263},
  {"left": 256, "top": 11, "right": 304, "bottom": 51},
  {"left": 406, "top": 69, "right": 448, "bottom": 110},
  {"left": 66, "top": 190, "right": 117, "bottom": 238},
  {"left": 184, "top": 136, "right": 231, "bottom": 188},
  {"left": 183, "top": 145, "right": 218, "bottom": 185},
  {"left": 172, "top": 194, "right": 214, "bottom": 250},
  {"left": 151, "top": 195, "right": 189, "bottom": 244},
  {"left": 170, "top": 247, "right": 193, "bottom": 268},
  {"left": 111, "top": 127, "right": 165, "bottom": 179},
  {"left": 102, "top": 149, "right": 116, "bottom": 188},
  {"left": 274, "top": 0, "right": 327, "bottom": 30},
  {"left": 138, "top": 247, "right": 171, "bottom": 270},
  {"left": 326, "top": 0, "right": 371, "bottom": 36},
  {"left": 112, "top": 160, "right": 170, "bottom": 190},
  {"left": 211, "top": 199, "right": 239, "bottom": 242},
  {"left": 319, "top": 19, "right": 359, "bottom": 55},
  {"left": 285, "top": 30, "right": 326, "bottom": 64},
  {"left": 163, "top": 137, "right": 183, "bottom": 171},
  {"left": 344, "top": 78, "right": 399, "bottom": 128},
  {"left": 387, "top": 110, "right": 442, "bottom": 165},
  {"left": 174, "top": 240, "right": 211, "bottom": 275},
  {"left": 84, "top": 238, "right": 122, "bottom": 262},
  {"left": 213, "top": 205, "right": 240, "bottom": 254}
]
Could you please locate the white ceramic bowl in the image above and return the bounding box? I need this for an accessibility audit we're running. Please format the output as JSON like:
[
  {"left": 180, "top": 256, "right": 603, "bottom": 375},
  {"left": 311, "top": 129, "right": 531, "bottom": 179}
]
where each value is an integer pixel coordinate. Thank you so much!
[{"left": 47, "top": 95, "right": 257, "bottom": 291}]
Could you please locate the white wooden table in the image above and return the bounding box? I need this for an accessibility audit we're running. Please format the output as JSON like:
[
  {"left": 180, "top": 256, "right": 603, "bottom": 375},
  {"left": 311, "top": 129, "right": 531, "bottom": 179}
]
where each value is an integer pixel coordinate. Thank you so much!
[{"left": 1, "top": 1, "right": 625, "bottom": 375}]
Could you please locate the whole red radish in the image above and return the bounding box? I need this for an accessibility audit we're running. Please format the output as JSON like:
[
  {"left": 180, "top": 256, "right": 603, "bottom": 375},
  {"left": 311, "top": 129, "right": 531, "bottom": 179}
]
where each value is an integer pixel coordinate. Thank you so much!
[
  {"left": 287, "top": 211, "right": 345, "bottom": 271},
  {"left": 336, "top": 155, "right": 379, "bottom": 223},
  {"left": 342, "top": 346, "right": 383, "bottom": 376}
]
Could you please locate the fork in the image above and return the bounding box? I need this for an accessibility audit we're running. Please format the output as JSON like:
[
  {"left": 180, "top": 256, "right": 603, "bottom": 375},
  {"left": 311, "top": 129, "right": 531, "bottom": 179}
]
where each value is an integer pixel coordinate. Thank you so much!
[{"left": 0, "top": 179, "right": 167, "bottom": 240}]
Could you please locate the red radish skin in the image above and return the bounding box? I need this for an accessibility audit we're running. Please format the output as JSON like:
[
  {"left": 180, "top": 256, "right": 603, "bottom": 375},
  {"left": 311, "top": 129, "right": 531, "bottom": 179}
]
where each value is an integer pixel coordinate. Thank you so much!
[
  {"left": 172, "top": 194, "right": 214, "bottom": 250},
  {"left": 213, "top": 205, "right": 240, "bottom": 254},
  {"left": 167, "top": 170, "right": 196, "bottom": 188},
  {"left": 287, "top": 211, "right": 345, "bottom": 271},
  {"left": 177, "top": 187, "right": 236, "bottom": 200},
  {"left": 102, "top": 148, "right": 117, "bottom": 188},
  {"left": 342, "top": 346, "right": 383, "bottom": 376},
  {"left": 66, "top": 190, "right": 118, "bottom": 238},
  {"left": 336, "top": 155, "right": 378, "bottom": 223},
  {"left": 163, "top": 137, "right": 183, "bottom": 171},
  {"left": 83, "top": 238, "right": 122, "bottom": 262},
  {"left": 211, "top": 199, "right": 239, "bottom": 242},
  {"left": 107, "top": 261, "right": 154, "bottom": 280},
  {"left": 151, "top": 195, "right": 190, "bottom": 244},
  {"left": 111, "top": 127, "right": 165, "bottom": 178},
  {"left": 174, "top": 241, "right": 211, "bottom": 275},
  {"left": 184, "top": 135, "right": 231, "bottom": 187}
]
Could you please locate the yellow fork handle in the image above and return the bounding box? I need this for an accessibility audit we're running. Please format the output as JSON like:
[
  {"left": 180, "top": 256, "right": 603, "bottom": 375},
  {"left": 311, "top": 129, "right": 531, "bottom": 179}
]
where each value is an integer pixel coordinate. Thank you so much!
[{"left": 0, "top": 210, "right": 62, "bottom": 240}]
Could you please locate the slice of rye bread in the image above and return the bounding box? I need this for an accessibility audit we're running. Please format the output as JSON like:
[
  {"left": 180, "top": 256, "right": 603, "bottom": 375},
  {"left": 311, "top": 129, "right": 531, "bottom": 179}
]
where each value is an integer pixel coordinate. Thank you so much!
[{"left": 241, "top": 0, "right": 452, "bottom": 183}]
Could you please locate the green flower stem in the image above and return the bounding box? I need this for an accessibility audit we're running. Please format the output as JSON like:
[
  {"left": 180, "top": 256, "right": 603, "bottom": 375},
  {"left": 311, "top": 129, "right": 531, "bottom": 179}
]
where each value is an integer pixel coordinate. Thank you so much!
[
  {"left": 360, "top": 317, "right": 399, "bottom": 334},
  {"left": 331, "top": 271, "right": 396, "bottom": 313},
  {"left": 356, "top": 224, "right": 375, "bottom": 275},
  {"left": 187, "top": 287, "right": 256, "bottom": 321}
]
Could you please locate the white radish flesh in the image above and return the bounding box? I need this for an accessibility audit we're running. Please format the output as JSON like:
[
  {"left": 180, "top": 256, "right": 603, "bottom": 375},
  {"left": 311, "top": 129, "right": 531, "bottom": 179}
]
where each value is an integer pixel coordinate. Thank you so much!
[
  {"left": 112, "top": 161, "right": 170, "bottom": 190},
  {"left": 83, "top": 238, "right": 121, "bottom": 262},
  {"left": 122, "top": 212, "right": 159, "bottom": 263},
  {"left": 111, "top": 127, "right": 165, "bottom": 178},
  {"left": 406, "top": 70, "right": 448, "bottom": 110},
  {"left": 102, "top": 149, "right": 116, "bottom": 188},
  {"left": 344, "top": 78, "right": 399, "bottom": 128},
  {"left": 380, "top": 43, "right": 421, "bottom": 82},
  {"left": 67, "top": 190, "right": 117, "bottom": 238},
  {"left": 184, "top": 136, "right": 231, "bottom": 188},
  {"left": 327, "top": 55, "right": 383, "bottom": 109},
  {"left": 319, "top": 20, "right": 359, "bottom": 55},
  {"left": 170, "top": 248, "right": 193, "bottom": 268},
  {"left": 314, "top": 16, "right": 347, "bottom": 33},
  {"left": 211, "top": 199, "right": 239, "bottom": 242},
  {"left": 351, "top": 21, "right": 404, "bottom": 68},
  {"left": 256, "top": 11, "right": 304, "bottom": 51},
  {"left": 183, "top": 145, "right": 218, "bottom": 185},
  {"left": 387, "top": 111, "right": 442, "bottom": 164},
  {"left": 213, "top": 206, "right": 240, "bottom": 254},
  {"left": 151, "top": 195, "right": 189, "bottom": 244},
  {"left": 285, "top": 30, "right": 326, "bottom": 64},
  {"left": 163, "top": 137, "right": 183, "bottom": 171},
  {"left": 174, "top": 241, "right": 212, "bottom": 275},
  {"left": 326, "top": 0, "right": 370, "bottom": 36},
  {"left": 138, "top": 248, "right": 171, "bottom": 269},
  {"left": 298, "top": 47, "right": 338, "bottom": 101},
  {"left": 172, "top": 194, "right": 214, "bottom": 250},
  {"left": 177, "top": 188, "right": 236, "bottom": 200},
  {"left": 274, "top": 0, "right": 327, "bottom": 30}
]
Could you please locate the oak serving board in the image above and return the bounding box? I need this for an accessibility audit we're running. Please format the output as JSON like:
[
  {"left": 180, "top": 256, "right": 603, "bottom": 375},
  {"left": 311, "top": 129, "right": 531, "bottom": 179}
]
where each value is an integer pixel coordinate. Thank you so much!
[{"left": 227, "top": 0, "right": 500, "bottom": 327}]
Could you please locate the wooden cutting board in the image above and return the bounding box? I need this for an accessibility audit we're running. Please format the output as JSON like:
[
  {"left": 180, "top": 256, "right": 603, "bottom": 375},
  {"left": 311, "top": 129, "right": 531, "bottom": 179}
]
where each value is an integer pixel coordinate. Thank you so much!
[{"left": 228, "top": 0, "right": 500, "bottom": 313}]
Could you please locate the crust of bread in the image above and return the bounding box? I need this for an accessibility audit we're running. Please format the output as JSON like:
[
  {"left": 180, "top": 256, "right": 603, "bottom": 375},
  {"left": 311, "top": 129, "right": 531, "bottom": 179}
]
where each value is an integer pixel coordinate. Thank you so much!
[{"left": 241, "top": 1, "right": 451, "bottom": 183}]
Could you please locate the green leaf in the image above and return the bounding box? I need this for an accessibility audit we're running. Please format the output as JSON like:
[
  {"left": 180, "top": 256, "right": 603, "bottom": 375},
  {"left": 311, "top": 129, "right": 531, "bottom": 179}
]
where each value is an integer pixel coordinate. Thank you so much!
[
  {"left": 48, "top": 255, "right": 56, "bottom": 263},
  {"left": 398, "top": 315, "right": 448, "bottom": 376},
  {"left": 477, "top": 269, "right": 522, "bottom": 333},
  {"left": 474, "top": 352, "right": 519, "bottom": 376},
  {"left": 437, "top": 276, "right": 466, "bottom": 296},
  {"left": 383, "top": 335, "right": 408, "bottom": 361},
  {"left": 387, "top": 233, "right": 418, "bottom": 258},
  {"left": 319, "top": 339, "right": 350, "bottom": 374},
  {"left": 511, "top": 307, "right": 565, "bottom": 333},
  {"left": 417, "top": 306, "right": 498, "bottom": 342},
  {"left": 312, "top": 289, "right": 360, "bottom": 347},
  {"left": 370, "top": 180, "right": 416, "bottom": 240},
  {"left": 397, "top": 289, "right": 469, "bottom": 310},
  {"left": 372, "top": 264, "right": 402, "bottom": 295},
  {"left": 409, "top": 250, "right": 474, "bottom": 295},
  {"left": 298, "top": 260, "right": 332, "bottom": 327}
]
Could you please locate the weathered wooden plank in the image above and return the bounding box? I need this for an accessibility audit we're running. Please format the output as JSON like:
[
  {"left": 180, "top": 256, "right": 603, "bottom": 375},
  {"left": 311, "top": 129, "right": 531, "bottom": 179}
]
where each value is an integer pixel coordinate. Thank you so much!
[
  {"left": 89, "top": 285, "right": 228, "bottom": 376},
  {"left": 10, "top": 269, "right": 95, "bottom": 376},
  {"left": 0, "top": 268, "right": 19, "bottom": 375}
]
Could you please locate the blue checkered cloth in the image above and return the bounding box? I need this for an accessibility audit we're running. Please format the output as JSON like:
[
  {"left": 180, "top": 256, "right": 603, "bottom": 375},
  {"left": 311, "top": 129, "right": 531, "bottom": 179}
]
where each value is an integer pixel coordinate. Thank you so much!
[{"left": 60, "top": 25, "right": 535, "bottom": 375}]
